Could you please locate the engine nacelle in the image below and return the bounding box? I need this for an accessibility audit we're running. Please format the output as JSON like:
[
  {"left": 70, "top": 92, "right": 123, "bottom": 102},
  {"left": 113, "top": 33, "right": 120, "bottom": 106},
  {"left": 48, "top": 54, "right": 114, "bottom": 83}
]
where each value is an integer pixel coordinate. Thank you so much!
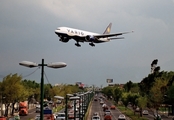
[
  {"left": 85, "top": 35, "right": 96, "bottom": 42},
  {"left": 60, "top": 37, "right": 69, "bottom": 43}
]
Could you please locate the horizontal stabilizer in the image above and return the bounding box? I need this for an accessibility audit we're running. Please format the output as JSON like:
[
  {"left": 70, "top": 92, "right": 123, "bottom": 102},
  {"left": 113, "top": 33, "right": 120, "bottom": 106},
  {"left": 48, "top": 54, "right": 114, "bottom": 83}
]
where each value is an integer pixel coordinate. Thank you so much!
[{"left": 110, "top": 37, "right": 124, "bottom": 40}]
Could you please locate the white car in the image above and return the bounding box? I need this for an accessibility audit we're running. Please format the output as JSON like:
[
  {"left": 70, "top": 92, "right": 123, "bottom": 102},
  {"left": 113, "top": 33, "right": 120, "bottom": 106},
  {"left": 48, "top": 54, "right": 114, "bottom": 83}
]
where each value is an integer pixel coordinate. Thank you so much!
[
  {"left": 118, "top": 114, "right": 126, "bottom": 120},
  {"left": 142, "top": 110, "right": 149, "bottom": 115},
  {"left": 34, "top": 115, "right": 40, "bottom": 120},
  {"left": 91, "top": 115, "right": 100, "bottom": 120},
  {"left": 104, "top": 110, "right": 111, "bottom": 116},
  {"left": 35, "top": 104, "right": 40, "bottom": 113},
  {"left": 102, "top": 104, "right": 107, "bottom": 108},
  {"left": 56, "top": 112, "right": 65, "bottom": 120},
  {"left": 100, "top": 101, "right": 104, "bottom": 105}
]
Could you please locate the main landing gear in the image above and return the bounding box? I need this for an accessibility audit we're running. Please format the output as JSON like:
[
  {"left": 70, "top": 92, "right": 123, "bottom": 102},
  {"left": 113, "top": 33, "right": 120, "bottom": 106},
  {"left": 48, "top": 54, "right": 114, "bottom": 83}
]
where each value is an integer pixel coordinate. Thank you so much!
[
  {"left": 89, "top": 42, "right": 95, "bottom": 47},
  {"left": 75, "top": 42, "right": 95, "bottom": 47},
  {"left": 75, "top": 43, "right": 81, "bottom": 47}
]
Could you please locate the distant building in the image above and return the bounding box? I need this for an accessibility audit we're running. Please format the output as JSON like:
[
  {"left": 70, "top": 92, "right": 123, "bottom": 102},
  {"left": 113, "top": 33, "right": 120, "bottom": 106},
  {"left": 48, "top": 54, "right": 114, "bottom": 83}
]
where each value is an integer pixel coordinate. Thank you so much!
[
  {"left": 108, "top": 84, "right": 125, "bottom": 89},
  {"left": 75, "top": 82, "right": 85, "bottom": 88}
]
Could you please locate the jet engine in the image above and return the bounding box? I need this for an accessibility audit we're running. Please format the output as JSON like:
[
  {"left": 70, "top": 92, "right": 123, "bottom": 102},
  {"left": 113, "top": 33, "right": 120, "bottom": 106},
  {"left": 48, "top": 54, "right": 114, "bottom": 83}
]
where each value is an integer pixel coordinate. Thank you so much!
[
  {"left": 85, "top": 35, "right": 96, "bottom": 42},
  {"left": 59, "top": 37, "right": 69, "bottom": 43}
]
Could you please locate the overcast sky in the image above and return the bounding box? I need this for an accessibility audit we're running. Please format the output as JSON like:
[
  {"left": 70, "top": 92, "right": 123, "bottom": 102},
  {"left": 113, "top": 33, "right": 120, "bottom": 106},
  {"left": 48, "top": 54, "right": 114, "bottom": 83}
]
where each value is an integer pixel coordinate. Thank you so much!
[{"left": 1, "top": 0, "right": 174, "bottom": 87}]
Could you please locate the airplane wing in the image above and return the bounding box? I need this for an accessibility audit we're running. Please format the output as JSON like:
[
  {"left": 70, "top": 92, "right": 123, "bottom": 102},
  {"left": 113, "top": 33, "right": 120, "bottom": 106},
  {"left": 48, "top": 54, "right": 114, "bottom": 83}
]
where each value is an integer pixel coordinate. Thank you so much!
[
  {"left": 70, "top": 31, "right": 131, "bottom": 42},
  {"left": 93, "top": 31, "right": 133, "bottom": 39}
]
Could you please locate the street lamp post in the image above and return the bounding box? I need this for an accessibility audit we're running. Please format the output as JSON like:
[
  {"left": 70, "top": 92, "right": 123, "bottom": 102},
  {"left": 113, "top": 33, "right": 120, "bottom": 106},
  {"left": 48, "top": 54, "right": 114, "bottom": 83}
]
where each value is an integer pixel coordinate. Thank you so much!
[
  {"left": 84, "top": 92, "right": 89, "bottom": 113},
  {"left": 19, "top": 59, "right": 66, "bottom": 120},
  {"left": 70, "top": 96, "right": 80, "bottom": 120},
  {"left": 81, "top": 94, "right": 84, "bottom": 120},
  {"left": 65, "top": 94, "right": 73, "bottom": 120},
  {"left": 78, "top": 94, "right": 84, "bottom": 120}
]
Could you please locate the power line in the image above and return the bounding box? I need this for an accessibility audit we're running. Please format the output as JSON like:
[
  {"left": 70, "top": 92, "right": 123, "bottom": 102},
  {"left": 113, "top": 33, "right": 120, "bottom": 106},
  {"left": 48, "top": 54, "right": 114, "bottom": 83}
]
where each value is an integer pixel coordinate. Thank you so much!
[
  {"left": 22, "top": 67, "right": 40, "bottom": 78},
  {"left": 44, "top": 71, "right": 51, "bottom": 85}
]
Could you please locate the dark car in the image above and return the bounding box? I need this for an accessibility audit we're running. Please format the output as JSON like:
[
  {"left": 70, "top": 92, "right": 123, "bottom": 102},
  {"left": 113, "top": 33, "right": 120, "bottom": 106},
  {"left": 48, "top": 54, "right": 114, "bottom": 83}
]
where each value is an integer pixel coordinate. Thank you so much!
[
  {"left": 94, "top": 98, "right": 98, "bottom": 101},
  {"left": 154, "top": 114, "right": 161, "bottom": 120}
]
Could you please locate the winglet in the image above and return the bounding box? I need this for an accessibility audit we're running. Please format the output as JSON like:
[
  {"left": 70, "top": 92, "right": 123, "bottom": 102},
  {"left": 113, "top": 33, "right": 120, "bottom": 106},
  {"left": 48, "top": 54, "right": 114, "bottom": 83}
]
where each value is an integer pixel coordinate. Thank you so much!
[
  {"left": 122, "top": 30, "right": 134, "bottom": 34},
  {"left": 103, "top": 23, "right": 112, "bottom": 34}
]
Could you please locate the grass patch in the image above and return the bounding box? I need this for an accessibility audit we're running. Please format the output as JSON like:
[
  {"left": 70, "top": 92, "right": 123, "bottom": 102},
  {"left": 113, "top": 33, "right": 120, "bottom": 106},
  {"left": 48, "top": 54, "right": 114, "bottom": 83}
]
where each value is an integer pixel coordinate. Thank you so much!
[
  {"left": 117, "top": 105, "right": 148, "bottom": 120},
  {"left": 53, "top": 105, "right": 64, "bottom": 113}
]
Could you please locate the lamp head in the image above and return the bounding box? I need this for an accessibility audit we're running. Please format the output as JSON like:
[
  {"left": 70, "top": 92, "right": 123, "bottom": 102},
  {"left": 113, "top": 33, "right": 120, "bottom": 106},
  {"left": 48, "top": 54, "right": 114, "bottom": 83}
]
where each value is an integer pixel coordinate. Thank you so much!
[
  {"left": 54, "top": 96, "right": 64, "bottom": 100},
  {"left": 47, "top": 62, "right": 67, "bottom": 68},
  {"left": 19, "top": 61, "right": 38, "bottom": 68},
  {"left": 69, "top": 96, "right": 80, "bottom": 100}
]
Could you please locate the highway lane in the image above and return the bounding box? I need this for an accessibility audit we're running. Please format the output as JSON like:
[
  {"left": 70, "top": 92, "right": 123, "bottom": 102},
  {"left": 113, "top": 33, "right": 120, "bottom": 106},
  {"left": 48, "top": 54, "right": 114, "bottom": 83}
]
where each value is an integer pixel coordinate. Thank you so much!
[
  {"left": 88, "top": 99, "right": 104, "bottom": 120},
  {"left": 88, "top": 94, "right": 130, "bottom": 120}
]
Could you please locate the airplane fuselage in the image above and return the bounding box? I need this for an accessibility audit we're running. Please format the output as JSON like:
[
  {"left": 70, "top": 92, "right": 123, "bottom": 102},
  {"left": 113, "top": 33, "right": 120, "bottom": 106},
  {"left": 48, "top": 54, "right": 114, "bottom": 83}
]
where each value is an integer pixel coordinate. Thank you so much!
[{"left": 55, "top": 27, "right": 109, "bottom": 42}]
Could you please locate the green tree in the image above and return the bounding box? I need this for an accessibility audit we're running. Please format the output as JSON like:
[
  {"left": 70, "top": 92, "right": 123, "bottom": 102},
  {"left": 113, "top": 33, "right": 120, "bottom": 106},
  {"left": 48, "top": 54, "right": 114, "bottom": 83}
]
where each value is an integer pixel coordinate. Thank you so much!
[
  {"left": 0, "top": 74, "right": 29, "bottom": 116},
  {"left": 101, "top": 86, "right": 114, "bottom": 99},
  {"left": 124, "top": 81, "right": 133, "bottom": 92},
  {"left": 113, "top": 87, "right": 122, "bottom": 104},
  {"left": 136, "top": 96, "right": 148, "bottom": 116},
  {"left": 149, "top": 77, "right": 168, "bottom": 111},
  {"left": 21, "top": 79, "right": 40, "bottom": 103},
  {"left": 121, "top": 92, "right": 130, "bottom": 109},
  {"left": 130, "top": 83, "right": 140, "bottom": 93}
]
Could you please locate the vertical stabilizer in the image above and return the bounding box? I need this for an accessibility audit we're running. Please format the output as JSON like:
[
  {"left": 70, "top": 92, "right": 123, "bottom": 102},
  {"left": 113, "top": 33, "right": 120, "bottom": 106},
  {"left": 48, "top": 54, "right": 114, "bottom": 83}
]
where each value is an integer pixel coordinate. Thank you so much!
[{"left": 103, "top": 23, "right": 112, "bottom": 34}]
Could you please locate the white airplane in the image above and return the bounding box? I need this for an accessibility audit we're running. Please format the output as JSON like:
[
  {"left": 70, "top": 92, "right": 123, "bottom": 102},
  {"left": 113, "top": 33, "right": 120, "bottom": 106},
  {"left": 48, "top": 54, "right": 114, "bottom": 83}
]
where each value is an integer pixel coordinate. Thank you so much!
[{"left": 55, "top": 23, "right": 133, "bottom": 47}]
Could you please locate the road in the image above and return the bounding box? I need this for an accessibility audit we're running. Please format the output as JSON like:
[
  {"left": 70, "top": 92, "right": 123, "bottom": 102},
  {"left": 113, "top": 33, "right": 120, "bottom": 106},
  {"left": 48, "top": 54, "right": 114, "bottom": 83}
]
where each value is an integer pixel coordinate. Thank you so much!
[
  {"left": 13, "top": 100, "right": 173, "bottom": 120},
  {"left": 88, "top": 94, "right": 130, "bottom": 120},
  {"left": 88, "top": 94, "right": 173, "bottom": 120}
]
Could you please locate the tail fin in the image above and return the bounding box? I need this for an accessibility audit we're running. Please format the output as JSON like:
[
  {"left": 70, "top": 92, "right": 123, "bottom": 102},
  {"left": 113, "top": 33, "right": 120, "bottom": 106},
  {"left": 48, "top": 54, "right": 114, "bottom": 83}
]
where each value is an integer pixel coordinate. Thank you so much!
[{"left": 103, "top": 23, "right": 112, "bottom": 34}]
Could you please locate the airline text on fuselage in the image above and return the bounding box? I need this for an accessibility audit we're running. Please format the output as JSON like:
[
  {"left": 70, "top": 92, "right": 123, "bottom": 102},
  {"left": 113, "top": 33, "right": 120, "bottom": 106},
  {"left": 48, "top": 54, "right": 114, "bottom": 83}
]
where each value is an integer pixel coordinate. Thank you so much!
[{"left": 67, "top": 29, "right": 84, "bottom": 36}]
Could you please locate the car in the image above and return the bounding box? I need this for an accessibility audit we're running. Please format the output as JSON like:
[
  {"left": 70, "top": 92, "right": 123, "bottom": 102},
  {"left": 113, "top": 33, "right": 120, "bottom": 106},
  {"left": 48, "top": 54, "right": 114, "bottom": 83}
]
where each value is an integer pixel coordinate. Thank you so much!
[
  {"left": 110, "top": 105, "right": 116, "bottom": 110},
  {"left": 91, "top": 115, "right": 100, "bottom": 120},
  {"left": 154, "top": 114, "right": 161, "bottom": 120},
  {"left": 35, "top": 104, "right": 40, "bottom": 113},
  {"left": 94, "top": 98, "right": 98, "bottom": 101},
  {"left": 135, "top": 107, "right": 140, "bottom": 112},
  {"left": 104, "top": 115, "right": 111, "bottom": 120},
  {"left": 118, "top": 114, "right": 126, "bottom": 120},
  {"left": 100, "top": 101, "right": 104, "bottom": 105},
  {"left": 93, "top": 112, "right": 99, "bottom": 116},
  {"left": 56, "top": 112, "right": 65, "bottom": 120},
  {"left": 68, "top": 112, "right": 74, "bottom": 119},
  {"left": 142, "top": 110, "right": 149, "bottom": 115},
  {"left": 34, "top": 115, "right": 40, "bottom": 120},
  {"left": 103, "top": 106, "right": 109, "bottom": 111},
  {"left": 104, "top": 110, "right": 111, "bottom": 116},
  {"left": 57, "top": 100, "right": 62, "bottom": 104}
]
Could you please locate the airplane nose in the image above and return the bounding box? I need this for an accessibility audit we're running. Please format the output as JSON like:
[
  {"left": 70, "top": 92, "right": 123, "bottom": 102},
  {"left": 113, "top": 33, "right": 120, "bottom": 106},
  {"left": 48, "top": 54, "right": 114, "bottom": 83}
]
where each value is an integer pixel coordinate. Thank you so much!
[{"left": 55, "top": 30, "right": 58, "bottom": 34}]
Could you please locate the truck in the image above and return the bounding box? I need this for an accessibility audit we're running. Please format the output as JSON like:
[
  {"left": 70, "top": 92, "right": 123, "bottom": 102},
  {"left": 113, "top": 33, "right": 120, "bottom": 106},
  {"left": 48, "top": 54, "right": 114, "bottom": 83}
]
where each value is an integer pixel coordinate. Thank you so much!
[{"left": 19, "top": 102, "right": 28, "bottom": 116}]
